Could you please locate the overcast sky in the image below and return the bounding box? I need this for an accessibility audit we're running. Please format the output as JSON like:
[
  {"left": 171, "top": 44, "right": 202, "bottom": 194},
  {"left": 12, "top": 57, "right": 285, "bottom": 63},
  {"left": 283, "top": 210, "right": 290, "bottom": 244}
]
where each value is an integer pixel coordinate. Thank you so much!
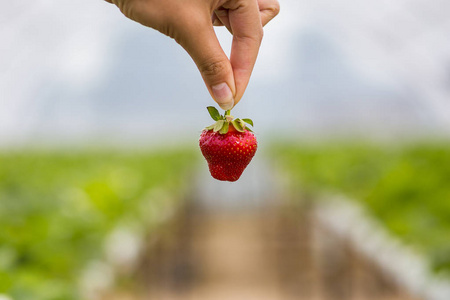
[{"left": 1, "top": 0, "right": 450, "bottom": 147}]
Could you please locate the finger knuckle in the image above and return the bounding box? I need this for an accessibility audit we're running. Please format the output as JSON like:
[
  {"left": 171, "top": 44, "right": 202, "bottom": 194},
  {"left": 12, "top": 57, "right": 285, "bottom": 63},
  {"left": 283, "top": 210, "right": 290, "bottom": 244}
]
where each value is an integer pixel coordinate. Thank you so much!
[
  {"left": 270, "top": 1, "right": 281, "bottom": 17},
  {"left": 237, "top": 29, "right": 263, "bottom": 44},
  {"left": 199, "top": 59, "right": 229, "bottom": 78},
  {"left": 116, "top": 0, "right": 138, "bottom": 19},
  {"left": 261, "top": 0, "right": 280, "bottom": 20}
]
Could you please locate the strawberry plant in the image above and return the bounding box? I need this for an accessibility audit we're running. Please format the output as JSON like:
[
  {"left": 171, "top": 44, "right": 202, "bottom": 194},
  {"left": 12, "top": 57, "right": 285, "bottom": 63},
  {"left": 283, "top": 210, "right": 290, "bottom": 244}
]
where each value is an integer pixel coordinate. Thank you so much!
[
  {"left": 274, "top": 142, "right": 450, "bottom": 276},
  {"left": 0, "top": 149, "right": 196, "bottom": 300}
]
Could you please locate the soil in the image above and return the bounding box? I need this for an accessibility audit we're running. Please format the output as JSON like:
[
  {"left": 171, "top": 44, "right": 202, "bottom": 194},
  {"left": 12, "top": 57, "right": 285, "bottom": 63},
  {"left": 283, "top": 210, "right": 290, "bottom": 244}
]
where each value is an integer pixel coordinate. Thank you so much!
[{"left": 128, "top": 205, "right": 422, "bottom": 300}]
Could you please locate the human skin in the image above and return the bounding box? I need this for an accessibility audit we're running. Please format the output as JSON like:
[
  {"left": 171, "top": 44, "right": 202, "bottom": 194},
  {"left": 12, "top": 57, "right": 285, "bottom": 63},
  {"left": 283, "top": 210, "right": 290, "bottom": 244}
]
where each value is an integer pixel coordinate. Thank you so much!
[{"left": 104, "top": 0, "right": 280, "bottom": 110}]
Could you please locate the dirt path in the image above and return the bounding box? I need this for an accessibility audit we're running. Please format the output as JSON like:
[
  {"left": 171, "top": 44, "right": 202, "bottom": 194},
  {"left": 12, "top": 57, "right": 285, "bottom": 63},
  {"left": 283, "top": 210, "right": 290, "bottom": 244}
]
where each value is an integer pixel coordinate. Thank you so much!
[
  {"left": 187, "top": 212, "right": 283, "bottom": 300},
  {"left": 145, "top": 210, "right": 290, "bottom": 300},
  {"left": 102, "top": 161, "right": 423, "bottom": 300},
  {"left": 138, "top": 205, "right": 420, "bottom": 300}
]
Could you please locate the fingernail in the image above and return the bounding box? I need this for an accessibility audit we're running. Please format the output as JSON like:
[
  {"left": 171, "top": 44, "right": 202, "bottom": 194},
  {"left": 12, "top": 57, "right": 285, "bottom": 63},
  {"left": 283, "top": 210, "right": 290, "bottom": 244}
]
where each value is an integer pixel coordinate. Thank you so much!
[{"left": 212, "top": 83, "right": 234, "bottom": 110}]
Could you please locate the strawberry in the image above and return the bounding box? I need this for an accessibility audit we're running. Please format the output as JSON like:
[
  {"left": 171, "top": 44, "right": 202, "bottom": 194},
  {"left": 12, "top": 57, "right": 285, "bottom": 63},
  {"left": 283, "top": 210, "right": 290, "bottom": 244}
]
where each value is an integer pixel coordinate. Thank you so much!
[{"left": 199, "top": 106, "right": 257, "bottom": 182}]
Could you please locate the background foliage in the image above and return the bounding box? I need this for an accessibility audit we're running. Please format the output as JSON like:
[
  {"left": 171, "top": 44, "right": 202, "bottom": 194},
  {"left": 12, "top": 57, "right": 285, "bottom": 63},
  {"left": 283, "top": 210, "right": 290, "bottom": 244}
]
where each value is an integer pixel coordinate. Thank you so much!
[
  {"left": 0, "top": 149, "right": 196, "bottom": 300},
  {"left": 274, "top": 141, "right": 450, "bottom": 276}
]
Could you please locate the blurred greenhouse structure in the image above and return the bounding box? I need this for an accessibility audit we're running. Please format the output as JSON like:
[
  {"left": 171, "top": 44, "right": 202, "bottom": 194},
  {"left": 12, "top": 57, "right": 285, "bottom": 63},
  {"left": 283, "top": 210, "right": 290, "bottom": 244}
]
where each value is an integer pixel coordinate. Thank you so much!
[
  {"left": 2, "top": 0, "right": 450, "bottom": 144},
  {"left": 1, "top": 0, "right": 450, "bottom": 299}
]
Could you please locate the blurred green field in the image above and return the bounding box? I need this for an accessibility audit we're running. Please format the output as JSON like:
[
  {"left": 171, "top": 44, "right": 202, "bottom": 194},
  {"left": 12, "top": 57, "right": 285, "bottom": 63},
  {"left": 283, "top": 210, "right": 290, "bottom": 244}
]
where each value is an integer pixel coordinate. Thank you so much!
[
  {"left": 0, "top": 149, "right": 196, "bottom": 300},
  {"left": 274, "top": 141, "right": 450, "bottom": 276},
  {"left": 2, "top": 142, "right": 450, "bottom": 299}
]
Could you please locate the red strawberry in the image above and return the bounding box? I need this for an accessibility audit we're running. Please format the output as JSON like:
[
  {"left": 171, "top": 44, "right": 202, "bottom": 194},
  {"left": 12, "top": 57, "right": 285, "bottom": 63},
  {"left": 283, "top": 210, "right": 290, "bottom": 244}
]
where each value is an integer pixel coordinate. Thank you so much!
[{"left": 199, "top": 106, "right": 257, "bottom": 182}]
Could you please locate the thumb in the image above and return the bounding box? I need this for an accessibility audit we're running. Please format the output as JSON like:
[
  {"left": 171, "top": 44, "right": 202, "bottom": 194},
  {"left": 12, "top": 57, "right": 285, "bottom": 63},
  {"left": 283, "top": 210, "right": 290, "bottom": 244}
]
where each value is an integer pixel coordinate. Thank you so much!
[{"left": 176, "top": 20, "right": 235, "bottom": 110}]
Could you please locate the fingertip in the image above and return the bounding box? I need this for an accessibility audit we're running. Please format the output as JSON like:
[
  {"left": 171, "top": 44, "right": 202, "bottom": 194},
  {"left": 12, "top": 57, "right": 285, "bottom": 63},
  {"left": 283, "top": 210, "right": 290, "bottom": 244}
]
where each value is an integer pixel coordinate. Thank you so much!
[{"left": 212, "top": 83, "right": 235, "bottom": 110}]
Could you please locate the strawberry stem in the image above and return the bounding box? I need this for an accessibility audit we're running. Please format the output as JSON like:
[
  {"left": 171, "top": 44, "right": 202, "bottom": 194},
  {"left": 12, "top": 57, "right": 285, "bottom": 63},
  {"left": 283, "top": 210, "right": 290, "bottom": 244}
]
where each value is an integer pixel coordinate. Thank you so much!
[{"left": 224, "top": 110, "right": 231, "bottom": 116}]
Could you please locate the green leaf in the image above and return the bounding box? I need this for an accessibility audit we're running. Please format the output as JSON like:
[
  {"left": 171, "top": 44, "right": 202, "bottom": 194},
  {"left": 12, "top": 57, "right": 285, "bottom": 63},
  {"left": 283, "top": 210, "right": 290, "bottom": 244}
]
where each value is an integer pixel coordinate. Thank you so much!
[
  {"left": 231, "top": 120, "right": 245, "bottom": 132},
  {"left": 207, "top": 106, "right": 222, "bottom": 121},
  {"left": 219, "top": 121, "right": 229, "bottom": 134},
  {"left": 213, "top": 120, "right": 225, "bottom": 132},
  {"left": 205, "top": 124, "right": 215, "bottom": 131},
  {"left": 242, "top": 118, "right": 254, "bottom": 127},
  {"left": 238, "top": 119, "right": 246, "bottom": 129}
]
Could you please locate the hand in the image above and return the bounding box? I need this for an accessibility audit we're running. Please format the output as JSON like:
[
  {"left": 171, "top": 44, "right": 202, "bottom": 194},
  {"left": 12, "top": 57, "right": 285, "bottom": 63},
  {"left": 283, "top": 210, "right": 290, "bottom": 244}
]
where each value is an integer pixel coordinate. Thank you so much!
[{"left": 105, "top": 0, "right": 279, "bottom": 110}]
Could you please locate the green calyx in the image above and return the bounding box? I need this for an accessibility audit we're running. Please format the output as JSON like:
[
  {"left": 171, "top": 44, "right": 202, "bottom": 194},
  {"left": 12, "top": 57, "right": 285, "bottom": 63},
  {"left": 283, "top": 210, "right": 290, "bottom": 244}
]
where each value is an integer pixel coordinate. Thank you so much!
[{"left": 204, "top": 106, "right": 254, "bottom": 134}]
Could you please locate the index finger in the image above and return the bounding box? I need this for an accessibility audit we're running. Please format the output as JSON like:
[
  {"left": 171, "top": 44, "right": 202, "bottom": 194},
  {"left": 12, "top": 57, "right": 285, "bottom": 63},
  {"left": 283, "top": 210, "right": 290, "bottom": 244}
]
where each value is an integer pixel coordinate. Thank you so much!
[{"left": 225, "top": 0, "right": 263, "bottom": 105}]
